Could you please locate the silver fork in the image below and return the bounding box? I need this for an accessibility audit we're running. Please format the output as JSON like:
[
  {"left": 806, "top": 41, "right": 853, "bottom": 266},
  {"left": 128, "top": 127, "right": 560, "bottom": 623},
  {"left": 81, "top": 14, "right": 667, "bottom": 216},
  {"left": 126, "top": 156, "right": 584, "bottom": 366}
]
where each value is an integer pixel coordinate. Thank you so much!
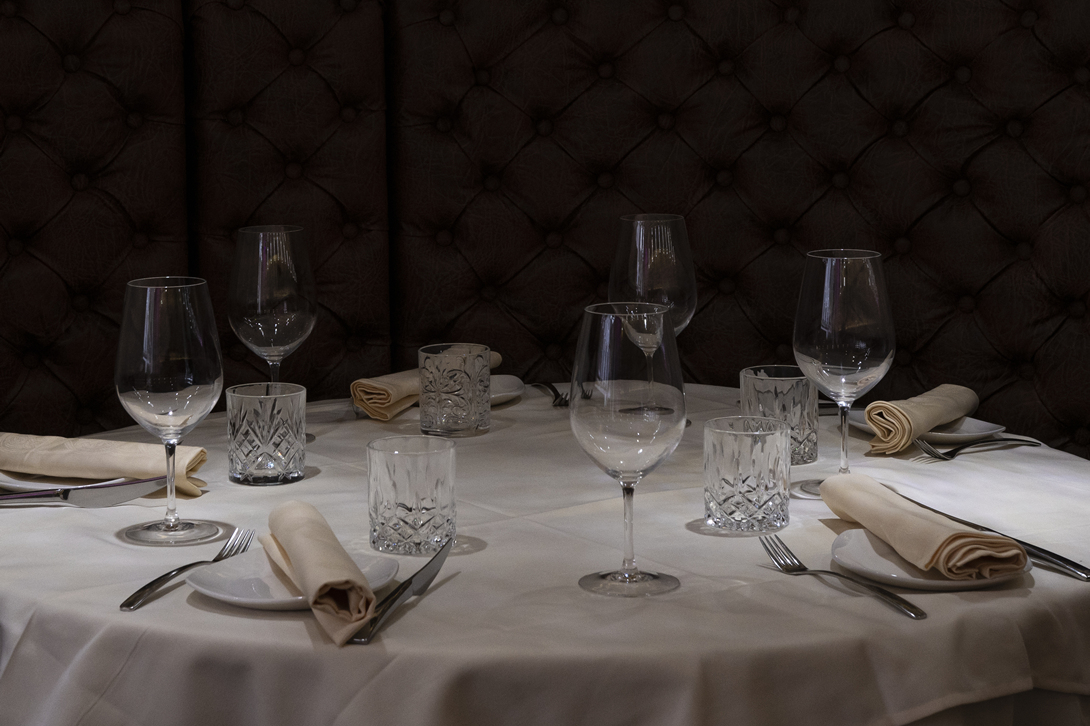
[
  {"left": 914, "top": 437, "right": 1041, "bottom": 461},
  {"left": 759, "top": 535, "right": 927, "bottom": 620},
  {"left": 120, "top": 528, "right": 255, "bottom": 611},
  {"left": 530, "top": 382, "right": 564, "bottom": 406}
]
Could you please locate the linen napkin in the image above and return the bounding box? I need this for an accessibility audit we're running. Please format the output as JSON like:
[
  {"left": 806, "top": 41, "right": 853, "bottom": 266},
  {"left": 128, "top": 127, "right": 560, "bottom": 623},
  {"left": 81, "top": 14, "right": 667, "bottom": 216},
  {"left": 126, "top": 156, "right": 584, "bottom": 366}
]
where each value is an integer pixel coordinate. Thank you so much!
[
  {"left": 821, "top": 473, "right": 1027, "bottom": 580},
  {"left": 864, "top": 384, "right": 979, "bottom": 454},
  {"left": 259, "top": 501, "right": 376, "bottom": 646},
  {"left": 0, "top": 432, "right": 207, "bottom": 497},
  {"left": 350, "top": 350, "right": 502, "bottom": 421}
]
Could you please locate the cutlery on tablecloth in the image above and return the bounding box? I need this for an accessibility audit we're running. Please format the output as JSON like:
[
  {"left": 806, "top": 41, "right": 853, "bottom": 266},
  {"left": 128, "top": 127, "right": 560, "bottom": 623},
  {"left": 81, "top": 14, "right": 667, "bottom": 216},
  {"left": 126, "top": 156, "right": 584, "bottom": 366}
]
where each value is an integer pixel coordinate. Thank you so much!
[
  {"left": 913, "top": 437, "right": 1042, "bottom": 461},
  {"left": 887, "top": 490, "right": 1090, "bottom": 582},
  {"left": 349, "top": 536, "right": 453, "bottom": 644},
  {"left": 0, "top": 476, "right": 167, "bottom": 508},
  {"left": 530, "top": 382, "right": 564, "bottom": 406},
  {"left": 759, "top": 535, "right": 927, "bottom": 619},
  {"left": 120, "top": 528, "right": 255, "bottom": 611}
]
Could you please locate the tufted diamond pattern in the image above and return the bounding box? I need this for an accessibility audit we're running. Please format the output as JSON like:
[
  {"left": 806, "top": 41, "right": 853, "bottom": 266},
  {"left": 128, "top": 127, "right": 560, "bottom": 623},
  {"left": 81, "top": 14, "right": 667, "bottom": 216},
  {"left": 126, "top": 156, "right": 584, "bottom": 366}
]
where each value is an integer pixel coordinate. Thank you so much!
[
  {"left": 389, "top": 0, "right": 1090, "bottom": 456},
  {"left": 0, "top": 0, "right": 189, "bottom": 436}
]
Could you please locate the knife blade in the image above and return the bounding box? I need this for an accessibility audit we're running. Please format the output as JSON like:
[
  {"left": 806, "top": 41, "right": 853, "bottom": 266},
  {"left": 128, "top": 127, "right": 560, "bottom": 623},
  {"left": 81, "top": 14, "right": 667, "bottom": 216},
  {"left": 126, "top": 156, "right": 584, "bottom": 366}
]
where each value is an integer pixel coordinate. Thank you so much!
[
  {"left": 890, "top": 489, "right": 1090, "bottom": 582},
  {"left": 350, "top": 536, "right": 454, "bottom": 644},
  {"left": 0, "top": 476, "right": 167, "bottom": 508}
]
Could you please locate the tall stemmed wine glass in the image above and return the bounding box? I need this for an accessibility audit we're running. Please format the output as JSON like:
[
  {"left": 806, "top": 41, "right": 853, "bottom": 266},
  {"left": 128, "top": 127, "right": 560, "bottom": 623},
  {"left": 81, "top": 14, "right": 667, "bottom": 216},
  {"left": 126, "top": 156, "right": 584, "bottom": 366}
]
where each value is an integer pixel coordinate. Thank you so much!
[
  {"left": 229, "top": 225, "right": 317, "bottom": 382},
  {"left": 793, "top": 250, "right": 895, "bottom": 493},
  {"left": 115, "top": 277, "right": 224, "bottom": 545},
  {"left": 570, "top": 302, "right": 686, "bottom": 597}
]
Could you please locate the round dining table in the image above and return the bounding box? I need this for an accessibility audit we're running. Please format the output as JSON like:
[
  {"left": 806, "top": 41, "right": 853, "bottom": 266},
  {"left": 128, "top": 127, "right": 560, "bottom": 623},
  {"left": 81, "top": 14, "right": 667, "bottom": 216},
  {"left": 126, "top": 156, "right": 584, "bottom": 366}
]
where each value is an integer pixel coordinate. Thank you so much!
[{"left": 1, "top": 384, "right": 1089, "bottom": 726}]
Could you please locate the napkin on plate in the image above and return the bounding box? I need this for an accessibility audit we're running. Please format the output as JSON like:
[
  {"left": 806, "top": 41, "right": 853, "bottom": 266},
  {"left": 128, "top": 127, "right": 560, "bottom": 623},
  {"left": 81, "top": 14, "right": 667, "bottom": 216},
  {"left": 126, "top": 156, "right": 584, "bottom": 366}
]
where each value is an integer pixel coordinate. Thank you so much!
[
  {"left": 350, "top": 351, "right": 502, "bottom": 421},
  {"left": 821, "top": 473, "right": 1027, "bottom": 580},
  {"left": 0, "top": 432, "right": 207, "bottom": 497},
  {"left": 864, "top": 384, "right": 979, "bottom": 454},
  {"left": 259, "top": 500, "right": 376, "bottom": 646}
]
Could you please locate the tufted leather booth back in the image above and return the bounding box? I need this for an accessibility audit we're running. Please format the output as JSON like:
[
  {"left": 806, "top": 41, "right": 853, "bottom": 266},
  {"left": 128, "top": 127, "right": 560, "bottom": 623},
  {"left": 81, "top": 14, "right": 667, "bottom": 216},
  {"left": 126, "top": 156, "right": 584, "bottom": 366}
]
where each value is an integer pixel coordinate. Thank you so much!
[{"left": 388, "top": 0, "right": 1090, "bottom": 457}]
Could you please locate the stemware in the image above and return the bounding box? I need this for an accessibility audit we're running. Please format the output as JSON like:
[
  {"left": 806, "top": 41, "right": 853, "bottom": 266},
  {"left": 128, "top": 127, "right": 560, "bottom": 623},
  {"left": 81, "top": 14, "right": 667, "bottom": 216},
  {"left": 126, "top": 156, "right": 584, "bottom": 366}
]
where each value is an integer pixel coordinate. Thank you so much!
[
  {"left": 792, "top": 250, "right": 895, "bottom": 492},
  {"left": 115, "top": 277, "right": 224, "bottom": 545},
  {"left": 570, "top": 302, "right": 686, "bottom": 597},
  {"left": 228, "top": 225, "right": 317, "bottom": 382}
]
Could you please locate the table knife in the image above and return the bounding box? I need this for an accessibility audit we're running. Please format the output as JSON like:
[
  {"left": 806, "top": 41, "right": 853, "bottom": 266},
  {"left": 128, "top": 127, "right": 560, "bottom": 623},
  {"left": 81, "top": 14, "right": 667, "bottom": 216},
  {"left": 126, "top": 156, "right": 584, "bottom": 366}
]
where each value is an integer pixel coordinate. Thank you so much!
[
  {"left": 891, "top": 490, "right": 1090, "bottom": 582},
  {"left": 349, "top": 536, "right": 454, "bottom": 644},
  {"left": 0, "top": 476, "right": 167, "bottom": 508}
]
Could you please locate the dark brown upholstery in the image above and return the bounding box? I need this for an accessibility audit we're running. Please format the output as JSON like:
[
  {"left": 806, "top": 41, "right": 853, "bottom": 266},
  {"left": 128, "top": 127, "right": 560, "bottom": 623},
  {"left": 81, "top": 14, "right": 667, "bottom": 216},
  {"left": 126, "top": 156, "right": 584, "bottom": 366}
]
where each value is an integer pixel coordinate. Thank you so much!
[{"left": 388, "top": 0, "right": 1090, "bottom": 457}]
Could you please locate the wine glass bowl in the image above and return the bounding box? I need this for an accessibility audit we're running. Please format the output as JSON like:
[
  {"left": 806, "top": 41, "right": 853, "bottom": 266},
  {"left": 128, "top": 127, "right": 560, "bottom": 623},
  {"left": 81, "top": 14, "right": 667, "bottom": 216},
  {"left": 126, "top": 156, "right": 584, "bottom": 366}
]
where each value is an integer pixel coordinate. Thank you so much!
[{"left": 609, "top": 214, "right": 698, "bottom": 336}]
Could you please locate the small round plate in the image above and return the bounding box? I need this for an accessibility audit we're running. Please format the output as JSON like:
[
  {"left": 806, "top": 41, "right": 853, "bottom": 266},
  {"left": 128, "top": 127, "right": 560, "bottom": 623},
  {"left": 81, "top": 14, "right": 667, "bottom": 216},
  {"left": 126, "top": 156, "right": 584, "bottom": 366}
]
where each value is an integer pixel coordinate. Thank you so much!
[
  {"left": 831, "top": 528, "right": 1030, "bottom": 591},
  {"left": 490, "top": 375, "right": 525, "bottom": 405},
  {"left": 187, "top": 547, "right": 399, "bottom": 610},
  {"left": 847, "top": 410, "right": 1005, "bottom": 444}
]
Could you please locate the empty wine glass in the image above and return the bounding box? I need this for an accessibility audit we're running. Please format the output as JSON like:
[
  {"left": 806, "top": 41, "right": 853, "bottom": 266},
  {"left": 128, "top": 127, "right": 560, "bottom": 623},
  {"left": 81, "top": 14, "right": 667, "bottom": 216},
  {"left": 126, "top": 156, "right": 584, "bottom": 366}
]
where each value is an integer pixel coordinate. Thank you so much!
[
  {"left": 229, "top": 225, "right": 317, "bottom": 382},
  {"left": 115, "top": 277, "right": 224, "bottom": 545},
  {"left": 793, "top": 250, "right": 895, "bottom": 493},
  {"left": 570, "top": 302, "right": 686, "bottom": 597}
]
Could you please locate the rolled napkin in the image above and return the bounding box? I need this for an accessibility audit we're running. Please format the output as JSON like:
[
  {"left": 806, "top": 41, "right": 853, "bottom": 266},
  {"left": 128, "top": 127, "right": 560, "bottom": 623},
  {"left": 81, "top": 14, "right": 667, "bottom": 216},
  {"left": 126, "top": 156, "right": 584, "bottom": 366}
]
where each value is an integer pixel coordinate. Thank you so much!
[
  {"left": 350, "top": 350, "right": 502, "bottom": 421},
  {"left": 0, "top": 432, "right": 207, "bottom": 497},
  {"left": 864, "top": 384, "right": 979, "bottom": 454},
  {"left": 822, "top": 473, "right": 1027, "bottom": 580},
  {"left": 259, "top": 501, "right": 376, "bottom": 646}
]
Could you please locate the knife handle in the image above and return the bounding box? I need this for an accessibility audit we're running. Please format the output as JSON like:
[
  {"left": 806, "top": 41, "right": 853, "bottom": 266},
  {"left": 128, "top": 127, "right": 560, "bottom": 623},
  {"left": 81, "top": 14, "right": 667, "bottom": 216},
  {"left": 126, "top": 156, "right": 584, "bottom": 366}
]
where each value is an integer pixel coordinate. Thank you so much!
[
  {"left": 1015, "top": 540, "right": 1090, "bottom": 582},
  {"left": 0, "top": 489, "right": 66, "bottom": 505}
]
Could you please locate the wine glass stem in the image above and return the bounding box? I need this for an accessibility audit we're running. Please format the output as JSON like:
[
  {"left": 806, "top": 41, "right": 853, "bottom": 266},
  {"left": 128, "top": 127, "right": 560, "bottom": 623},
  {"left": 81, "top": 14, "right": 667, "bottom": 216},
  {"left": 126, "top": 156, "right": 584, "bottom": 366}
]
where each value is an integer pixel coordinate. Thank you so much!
[
  {"left": 838, "top": 402, "right": 852, "bottom": 475},
  {"left": 162, "top": 440, "right": 180, "bottom": 530},
  {"left": 269, "top": 361, "right": 281, "bottom": 383},
  {"left": 621, "top": 482, "right": 638, "bottom": 577}
]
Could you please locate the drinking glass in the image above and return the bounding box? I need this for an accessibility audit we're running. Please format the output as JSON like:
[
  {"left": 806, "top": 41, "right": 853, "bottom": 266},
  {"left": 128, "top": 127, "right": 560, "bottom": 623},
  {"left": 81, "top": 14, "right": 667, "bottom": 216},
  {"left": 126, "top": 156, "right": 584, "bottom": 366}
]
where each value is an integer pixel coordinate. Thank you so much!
[
  {"left": 115, "top": 277, "right": 224, "bottom": 545},
  {"left": 608, "top": 214, "right": 698, "bottom": 335},
  {"left": 228, "top": 225, "right": 317, "bottom": 382},
  {"left": 793, "top": 250, "right": 895, "bottom": 491},
  {"left": 570, "top": 302, "right": 686, "bottom": 596}
]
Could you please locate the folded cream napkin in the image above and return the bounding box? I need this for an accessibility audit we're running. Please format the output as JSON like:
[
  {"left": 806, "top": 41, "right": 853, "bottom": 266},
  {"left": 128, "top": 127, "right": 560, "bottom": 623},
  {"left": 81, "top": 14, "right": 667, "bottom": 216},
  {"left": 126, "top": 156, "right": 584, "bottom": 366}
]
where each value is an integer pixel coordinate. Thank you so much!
[
  {"left": 864, "top": 384, "right": 979, "bottom": 454},
  {"left": 822, "top": 473, "right": 1027, "bottom": 580},
  {"left": 0, "top": 432, "right": 207, "bottom": 497},
  {"left": 259, "top": 501, "right": 376, "bottom": 646},
  {"left": 350, "top": 350, "right": 502, "bottom": 421}
]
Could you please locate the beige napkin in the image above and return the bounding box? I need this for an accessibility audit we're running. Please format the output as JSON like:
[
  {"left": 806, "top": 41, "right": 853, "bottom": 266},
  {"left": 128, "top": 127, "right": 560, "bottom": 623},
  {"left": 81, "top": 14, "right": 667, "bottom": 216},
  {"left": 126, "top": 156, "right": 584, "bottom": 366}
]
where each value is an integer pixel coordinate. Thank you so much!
[
  {"left": 864, "top": 384, "right": 979, "bottom": 454},
  {"left": 0, "top": 432, "right": 207, "bottom": 497},
  {"left": 350, "top": 351, "right": 502, "bottom": 420},
  {"left": 259, "top": 501, "right": 376, "bottom": 646},
  {"left": 822, "top": 474, "right": 1027, "bottom": 580}
]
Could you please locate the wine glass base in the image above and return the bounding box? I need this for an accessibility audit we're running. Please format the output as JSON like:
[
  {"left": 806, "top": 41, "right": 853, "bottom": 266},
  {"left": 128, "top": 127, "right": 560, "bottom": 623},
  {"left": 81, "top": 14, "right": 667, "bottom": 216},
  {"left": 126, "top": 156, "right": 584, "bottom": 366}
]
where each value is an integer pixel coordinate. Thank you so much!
[
  {"left": 798, "top": 479, "right": 824, "bottom": 496},
  {"left": 124, "top": 520, "right": 222, "bottom": 546},
  {"left": 579, "top": 570, "right": 680, "bottom": 597},
  {"left": 618, "top": 405, "right": 676, "bottom": 416}
]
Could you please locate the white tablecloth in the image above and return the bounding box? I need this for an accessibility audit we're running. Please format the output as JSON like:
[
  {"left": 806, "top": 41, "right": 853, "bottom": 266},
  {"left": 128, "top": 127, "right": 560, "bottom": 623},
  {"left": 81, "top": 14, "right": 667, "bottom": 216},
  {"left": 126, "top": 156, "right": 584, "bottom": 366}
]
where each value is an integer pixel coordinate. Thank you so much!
[{"left": 1, "top": 385, "right": 1089, "bottom": 726}]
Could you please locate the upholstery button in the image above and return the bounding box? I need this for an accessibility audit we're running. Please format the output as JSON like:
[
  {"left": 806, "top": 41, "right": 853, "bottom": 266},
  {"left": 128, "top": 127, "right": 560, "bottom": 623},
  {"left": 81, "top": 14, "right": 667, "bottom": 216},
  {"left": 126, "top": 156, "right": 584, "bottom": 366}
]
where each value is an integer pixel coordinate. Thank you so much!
[
  {"left": 1075, "top": 67, "right": 1090, "bottom": 84},
  {"left": 0, "top": 1, "right": 16, "bottom": 17},
  {"left": 769, "top": 115, "right": 787, "bottom": 131},
  {"left": 536, "top": 119, "right": 553, "bottom": 136},
  {"left": 1069, "top": 300, "right": 1087, "bottom": 318},
  {"left": 1017, "top": 363, "right": 1034, "bottom": 380},
  {"left": 773, "top": 228, "right": 790, "bottom": 244},
  {"left": 668, "top": 5, "right": 684, "bottom": 21},
  {"left": 63, "top": 54, "right": 81, "bottom": 73},
  {"left": 716, "top": 169, "right": 733, "bottom": 186},
  {"left": 5, "top": 115, "right": 21, "bottom": 131},
  {"left": 1020, "top": 10, "right": 1037, "bottom": 27},
  {"left": 833, "top": 56, "right": 850, "bottom": 73},
  {"left": 8, "top": 239, "right": 23, "bottom": 255},
  {"left": 957, "top": 295, "right": 975, "bottom": 313},
  {"left": 340, "top": 107, "right": 357, "bottom": 122},
  {"left": 114, "top": 0, "right": 131, "bottom": 13},
  {"left": 898, "top": 11, "right": 915, "bottom": 28},
  {"left": 439, "top": 9, "right": 455, "bottom": 25},
  {"left": 895, "top": 349, "right": 912, "bottom": 366},
  {"left": 342, "top": 222, "right": 359, "bottom": 239},
  {"left": 657, "top": 113, "right": 674, "bottom": 130},
  {"left": 22, "top": 352, "right": 40, "bottom": 369},
  {"left": 894, "top": 236, "right": 911, "bottom": 254},
  {"left": 1015, "top": 242, "right": 1032, "bottom": 260},
  {"left": 76, "top": 408, "right": 95, "bottom": 425},
  {"left": 891, "top": 120, "right": 908, "bottom": 137},
  {"left": 435, "top": 230, "right": 453, "bottom": 246},
  {"left": 832, "top": 172, "right": 849, "bottom": 189},
  {"left": 597, "top": 172, "right": 614, "bottom": 188},
  {"left": 340, "top": 0, "right": 357, "bottom": 10},
  {"left": 953, "top": 179, "right": 971, "bottom": 196},
  {"left": 1076, "top": 427, "right": 1090, "bottom": 447},
  {"left": 229, "top": 344, "right": 248, "bottom": 361},
  {"left": 126, "top": 112, "right": 142, "bottom": 129},
  {"left": 227, "top": 108, "right": 244, "bottom": 126},
  {"left": 435, "top": 117, "right": 452, "bottom": 133},
  {"left": 480, "top": 286, "right": 497, "bottom": 301},
  {"left": 718, "top": 59, "right": 734, "bottom": 75},
  {"left": 545, "top": 232, "right": 563, "bottom": 248},
  {"left": 289, "top": 49, "right": 306, "bottom": 66},
  {"left": 71, "top": 294, "right": 90, "bottom": 312},
  {"left": 775, "top": 344, "right": 792, "bottom": 361},
  {"left": 132, "top": 232, "right": 149, "bottom": 249},
  {"left": 1006, "top": 119, "right": 1023, "bottom": 137},
  {"left": 285, "top": 162, "right": 303, "bottom": 179},
  {"left": 718, "top": 278, "right": 736, "bottom": 295},
  {"left": 1070, "top": 185, "right": 1087, "bottom": 203},
  {"left": 546, "top": 343, "right": 563, "bottom": 360},
  {"left": 71, "top": 173, "right": 89, "bottom": 191},
  {"left": 484, "top": 174, "right": 500, "bottom": 191},
  {"left": 475, "top": 68, "right": 490, "bottom": 85},
  {"left": 955, "top": 66, "right": 972, "bottom": 83},
  {"left": 345, "top": 336, "right": 363, "bottom": 352},
  {"left": 783, "top": 7, "right": 799, "bottom": 23},
  {"left": 227, "top": 0, "right": 245, "bottom": 9},
  {"left": 597, "top": 62, "right": 614, "bottom": 79},
  {"left": 551, "top": 7, "right": 568, "bottom": 24}
]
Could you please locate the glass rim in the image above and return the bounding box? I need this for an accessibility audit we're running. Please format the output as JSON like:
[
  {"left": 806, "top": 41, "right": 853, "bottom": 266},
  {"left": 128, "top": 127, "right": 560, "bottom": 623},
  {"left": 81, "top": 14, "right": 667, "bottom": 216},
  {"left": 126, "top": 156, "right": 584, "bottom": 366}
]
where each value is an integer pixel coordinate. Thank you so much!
[
  {"left": 583, "top": 302, "right": 670, "bottom": 317},
  {"left": 126, "top": 276, "right": 208, "bottom": 289},
  {"left": 238, "top": 225, "right": 304, "bottom": 234},
  {"left": 619, "top": 213, "right": 685, "bottom": 223},
  {"left": 226, "top": 382, "right": 306, "bottom": 398},
  {"left": 704, "top": 416, "right": 790, "bottom": 434},
  {"left": 367, "top": 434, "right": 456, "bottom": 454},
  {"left": 806, "top": 249, "right": 882, "bottom": 260},
  {"left": 740, "top": 365, "right": 807, "bottom": 380},
  {"left": 419, "top": 342, "right": 491, "bottom": 355}
]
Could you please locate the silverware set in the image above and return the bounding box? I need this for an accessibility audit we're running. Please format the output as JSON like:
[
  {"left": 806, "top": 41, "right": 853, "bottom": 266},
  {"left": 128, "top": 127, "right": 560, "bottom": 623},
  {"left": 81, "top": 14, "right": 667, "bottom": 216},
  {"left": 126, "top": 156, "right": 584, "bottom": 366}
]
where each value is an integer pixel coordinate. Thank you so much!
[{"left": 913, "top": 437, "right": 1041, "bottom": 461}]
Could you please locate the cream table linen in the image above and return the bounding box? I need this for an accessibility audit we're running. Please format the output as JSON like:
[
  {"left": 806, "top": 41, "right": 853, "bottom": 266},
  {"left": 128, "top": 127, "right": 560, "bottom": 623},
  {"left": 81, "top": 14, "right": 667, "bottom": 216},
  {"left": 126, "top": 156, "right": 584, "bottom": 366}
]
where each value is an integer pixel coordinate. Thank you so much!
[
  {"left": 0, "top": 387, "right": 1088, "bottom": 726},
  {"left": 864, "top": 384, "right": 979, "bottom": 454},
  {"left": 350, "top": 351, "right": 502, "bottom": 420}
]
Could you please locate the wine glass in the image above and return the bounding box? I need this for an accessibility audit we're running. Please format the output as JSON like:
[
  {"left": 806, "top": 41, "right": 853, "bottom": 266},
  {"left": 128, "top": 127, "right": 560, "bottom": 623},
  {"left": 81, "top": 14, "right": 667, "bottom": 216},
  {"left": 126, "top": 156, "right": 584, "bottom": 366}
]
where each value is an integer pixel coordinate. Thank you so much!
[
  {"left": 793, "top": 250, "right": 895, "bottom": 492},
  {"left": 570, "top": 302, "right": 686, "bottom": 597},
  {"left": 228, "top": 225, "right": 317, "bottom": 382},
  {"left": 115, "top": 277, "right": 224, "bottom": 545}
]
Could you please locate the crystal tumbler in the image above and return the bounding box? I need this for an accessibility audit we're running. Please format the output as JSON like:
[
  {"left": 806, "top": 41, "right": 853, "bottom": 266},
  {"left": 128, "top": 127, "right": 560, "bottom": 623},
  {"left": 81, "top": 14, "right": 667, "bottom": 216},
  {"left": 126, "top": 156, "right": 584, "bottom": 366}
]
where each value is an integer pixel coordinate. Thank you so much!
[
  {"left": 419, "top": 343, "right": 491, "bottom": 437},
  {"left": 704, "top": 416, "right": 790, "bottom": 534},
  {"left": 740, "top": 365, "right": 818, "bottom": 465},
  {"left": 368, "top": 435, "right": 456, "bottom": 555},
  {"left": 227, "top": 382, "right": 306, "bottom": 485}
]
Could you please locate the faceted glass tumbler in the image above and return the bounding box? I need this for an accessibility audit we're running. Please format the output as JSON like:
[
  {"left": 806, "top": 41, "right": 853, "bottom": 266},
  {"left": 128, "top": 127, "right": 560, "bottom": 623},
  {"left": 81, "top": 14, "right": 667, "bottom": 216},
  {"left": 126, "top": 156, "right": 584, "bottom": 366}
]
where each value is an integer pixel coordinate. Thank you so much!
[
  {"left": 704, "top": 416, "right": 790, "bottom": 534},
  {"left": 227, "top": 382, "right": 306, "bottom": 485},
  {"left": 740, "top": 365, "right": 818, "bottom": 465},
  {"left": 418, "top": 343, "right": 490, "bottom": 437},
  {"left": 368, "top": 435, "right": 456, "bottom": 555}
]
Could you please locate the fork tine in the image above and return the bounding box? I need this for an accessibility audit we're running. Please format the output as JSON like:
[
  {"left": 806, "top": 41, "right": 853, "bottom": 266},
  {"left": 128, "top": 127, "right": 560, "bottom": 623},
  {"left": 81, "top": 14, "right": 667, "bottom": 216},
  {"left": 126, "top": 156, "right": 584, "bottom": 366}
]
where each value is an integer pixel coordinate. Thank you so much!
[
  {"left": 770, "top": 535, "right": 803, "bottom": 568},
  {"left": 758, "top": 536, "right": 786, "bottom": 571},
  {"left": 914, "top": 438, "right": 950, "bottom": 460}
]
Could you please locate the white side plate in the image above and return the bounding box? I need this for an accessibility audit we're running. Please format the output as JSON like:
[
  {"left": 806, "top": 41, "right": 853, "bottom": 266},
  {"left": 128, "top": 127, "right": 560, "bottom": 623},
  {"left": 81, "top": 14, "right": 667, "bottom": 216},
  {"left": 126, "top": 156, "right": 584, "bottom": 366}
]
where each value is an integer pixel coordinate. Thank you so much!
[
  {"left": 831, "top": 528, "right": 1030, "bottom": 591},
  {"left": 846, "top": 410, "right": 1005, "bottom": 444},
  {"left": 187, "top": 547, "right": 399, "bottom": 610},
  {"left": 490, "top": 375, "right": 525, "bottom": 405}
]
